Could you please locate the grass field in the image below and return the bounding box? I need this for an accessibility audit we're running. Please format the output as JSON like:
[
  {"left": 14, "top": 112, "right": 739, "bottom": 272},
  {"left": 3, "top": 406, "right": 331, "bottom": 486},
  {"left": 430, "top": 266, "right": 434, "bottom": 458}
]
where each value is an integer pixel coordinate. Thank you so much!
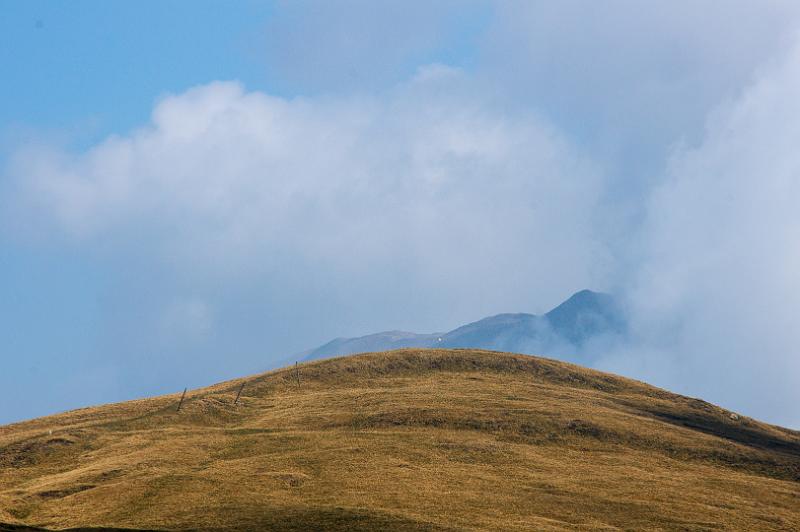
[{"left": 1, "top": 349, "right": 799, "bottom": 531}]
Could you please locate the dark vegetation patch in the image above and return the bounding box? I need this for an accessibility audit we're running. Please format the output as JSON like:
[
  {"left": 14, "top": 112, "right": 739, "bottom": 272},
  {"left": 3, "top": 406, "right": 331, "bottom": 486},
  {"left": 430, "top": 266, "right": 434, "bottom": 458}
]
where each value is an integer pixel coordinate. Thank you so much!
[
  {"left": 0, "top": 435, "right": 88, "bottom": 469},
  {"left": 563, "top": 419, "right": 615, "bottom": 440},
  {"left": 1, "top": 507, "right": 453, "bottom": 532},
  {"left": 643, "top": 405, "right": 800, "bottom": 456},
  {"left": 1, "top": 525, "right": 162, "bottom": 532},
  {"left": 35, "top": 484, "right": 95, "bottom": 499},
  {"left": 202, "top": 505, "right": 457, "bottom": 531},
  {"left": 92, "top": 469, "right": 125, "bottom": 483}
]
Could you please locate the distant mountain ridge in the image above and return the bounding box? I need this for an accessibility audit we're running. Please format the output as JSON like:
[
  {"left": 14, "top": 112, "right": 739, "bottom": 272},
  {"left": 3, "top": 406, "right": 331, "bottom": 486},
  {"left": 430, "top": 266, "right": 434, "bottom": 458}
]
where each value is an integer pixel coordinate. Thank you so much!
[{"left": 302, "top": 289, "right": 627, "bottom": 362}]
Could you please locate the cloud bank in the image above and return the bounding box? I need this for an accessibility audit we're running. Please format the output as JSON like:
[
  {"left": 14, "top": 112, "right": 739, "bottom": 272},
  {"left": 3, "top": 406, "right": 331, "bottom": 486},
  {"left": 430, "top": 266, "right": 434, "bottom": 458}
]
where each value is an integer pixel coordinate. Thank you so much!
[
  {"left": 4, "top": 1, "right": 800, "bottom": 427},
  {"left": 8, "top": 69, "right": 608, "bottom": 300},
  {"left": 2, "top": 66, "right": 612, "bottom": 404},
  {"left": 612, "top": 39, "right": 800, "bottom": 426}
]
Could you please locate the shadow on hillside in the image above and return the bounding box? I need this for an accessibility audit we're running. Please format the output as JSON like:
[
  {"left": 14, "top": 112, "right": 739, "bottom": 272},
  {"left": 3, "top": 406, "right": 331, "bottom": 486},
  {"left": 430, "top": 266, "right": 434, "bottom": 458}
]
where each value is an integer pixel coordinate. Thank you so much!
[
  {"left": 0, "top": 525, "right": 161, "bottom": 532},
  {"left": 2, "top": 506, "right": 454, "bottom": 532},
  {"left": 644, "top": 406, "right": 800, "bottom": 455}
]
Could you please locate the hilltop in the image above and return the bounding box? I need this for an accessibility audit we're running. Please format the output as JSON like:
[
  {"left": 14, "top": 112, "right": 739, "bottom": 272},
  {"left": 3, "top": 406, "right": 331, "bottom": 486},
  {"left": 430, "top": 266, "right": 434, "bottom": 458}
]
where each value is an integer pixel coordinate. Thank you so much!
[
  {"left": 300, "top": 290, "right": 626, "bottom": 362},
  {"left": 1, "top": 349, "right": 799, "bottom": 531}
]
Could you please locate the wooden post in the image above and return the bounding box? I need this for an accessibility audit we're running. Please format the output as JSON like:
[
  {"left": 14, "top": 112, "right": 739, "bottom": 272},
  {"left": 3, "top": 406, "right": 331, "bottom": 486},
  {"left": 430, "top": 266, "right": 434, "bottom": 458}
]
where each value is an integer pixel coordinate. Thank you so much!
[
  {"left": 176, "top": 388, "right": 187, "bottom": 412},
  {"left": 234, "top": 382, "right": 245, "bottom": 405},
  {"left": 295, "top": 362, "right": 301, "bottom": 390}
]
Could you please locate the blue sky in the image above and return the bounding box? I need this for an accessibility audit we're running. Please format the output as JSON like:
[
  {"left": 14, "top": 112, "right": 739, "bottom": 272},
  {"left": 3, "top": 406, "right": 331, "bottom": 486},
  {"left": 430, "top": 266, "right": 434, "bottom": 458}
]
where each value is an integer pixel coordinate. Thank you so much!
[
  {"left": 3, "top": 1, "right": 800, "bottom": 427},
  {"left": 1, "top": 0, "right": 492, "bottom": 422},
  {"left": 1, "top": 1, "right": 274, "bottom": 137},
  {"left": 2, "top": 1, "right": 274, "bottom": 420}
]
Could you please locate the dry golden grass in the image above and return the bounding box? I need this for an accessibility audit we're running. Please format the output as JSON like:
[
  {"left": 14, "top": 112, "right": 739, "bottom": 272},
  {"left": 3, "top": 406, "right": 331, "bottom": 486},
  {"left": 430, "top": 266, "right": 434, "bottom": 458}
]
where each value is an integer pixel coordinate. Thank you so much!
[{"left": 1, "top": 349, "right": 799, "bottom": 531}]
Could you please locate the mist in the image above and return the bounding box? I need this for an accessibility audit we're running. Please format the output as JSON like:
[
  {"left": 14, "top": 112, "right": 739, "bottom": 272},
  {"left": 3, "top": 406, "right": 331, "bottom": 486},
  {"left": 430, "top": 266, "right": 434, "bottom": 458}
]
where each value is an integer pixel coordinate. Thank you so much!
[{"left": 2, "top": 1, "right": 800, "bottom": 427}]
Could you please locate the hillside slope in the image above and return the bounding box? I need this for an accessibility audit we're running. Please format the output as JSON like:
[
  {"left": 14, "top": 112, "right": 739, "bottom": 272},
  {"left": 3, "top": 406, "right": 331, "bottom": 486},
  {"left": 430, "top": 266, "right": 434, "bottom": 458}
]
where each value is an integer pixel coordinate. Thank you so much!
[{"left": 1, "top": 349, "right": 799, "bottom": 531}]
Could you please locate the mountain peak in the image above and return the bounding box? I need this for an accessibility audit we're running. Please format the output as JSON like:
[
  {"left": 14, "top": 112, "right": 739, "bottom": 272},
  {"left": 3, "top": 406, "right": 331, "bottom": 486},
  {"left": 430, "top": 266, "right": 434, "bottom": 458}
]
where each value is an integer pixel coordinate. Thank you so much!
[
  {"left": 555, "top": 289, "right": 610, "bottom": 307},
  {"left": 301, "top": 289, "right": 627, "bottom": 362},
  {"left": 544, "top": 290, "right": 625, "bottom": 346}
]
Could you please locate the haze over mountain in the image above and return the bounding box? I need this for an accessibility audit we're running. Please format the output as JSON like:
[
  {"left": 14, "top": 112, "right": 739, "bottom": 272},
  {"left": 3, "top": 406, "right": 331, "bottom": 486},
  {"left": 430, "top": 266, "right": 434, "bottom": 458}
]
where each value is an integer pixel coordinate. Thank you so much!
[
  {"left": 4, "top": 3, "right": 800, "bottom": 429},
  {"left": 302, "top": 290, "right": 626, "bottom": 362}
]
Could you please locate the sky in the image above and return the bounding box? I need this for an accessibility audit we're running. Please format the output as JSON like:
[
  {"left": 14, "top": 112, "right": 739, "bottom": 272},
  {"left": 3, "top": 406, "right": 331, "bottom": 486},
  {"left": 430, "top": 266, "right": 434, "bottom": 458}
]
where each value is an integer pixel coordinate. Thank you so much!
[{"left": 2, "top": 1, "right": 800, "bottom": 427}]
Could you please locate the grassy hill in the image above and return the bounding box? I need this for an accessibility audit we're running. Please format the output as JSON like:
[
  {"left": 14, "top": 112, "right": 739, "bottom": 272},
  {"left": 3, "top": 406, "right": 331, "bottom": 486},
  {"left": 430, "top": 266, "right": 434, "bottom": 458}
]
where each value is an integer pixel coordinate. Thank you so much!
[{"left": 1, "top": 349, "right": 799, "bottom": 531}]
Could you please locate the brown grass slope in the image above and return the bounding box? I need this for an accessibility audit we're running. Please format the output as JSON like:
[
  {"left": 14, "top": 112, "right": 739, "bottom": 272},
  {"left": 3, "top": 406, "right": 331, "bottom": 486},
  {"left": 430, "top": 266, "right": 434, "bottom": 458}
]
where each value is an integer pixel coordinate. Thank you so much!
[{"left": 1, "top": 349, "right": 799, "bottom": 531}]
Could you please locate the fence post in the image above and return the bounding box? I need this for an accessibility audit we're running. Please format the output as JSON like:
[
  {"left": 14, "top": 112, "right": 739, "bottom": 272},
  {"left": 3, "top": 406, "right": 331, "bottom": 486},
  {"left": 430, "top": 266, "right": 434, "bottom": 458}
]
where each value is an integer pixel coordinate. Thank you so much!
[
  {"left": 234, "top": 382, "right": 245, "bottom": 405},
  {"left": 176, "top": 388, "right": 187, "bottom": 412}
]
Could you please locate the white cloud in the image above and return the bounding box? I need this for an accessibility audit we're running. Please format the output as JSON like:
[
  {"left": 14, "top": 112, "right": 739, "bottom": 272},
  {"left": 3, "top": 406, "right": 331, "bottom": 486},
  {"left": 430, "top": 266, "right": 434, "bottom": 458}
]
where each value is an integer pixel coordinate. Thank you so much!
[
  {"left": 607, "top": 38, "right": 800, "bottom": 427},
  {"left": 482, "top": 1, "right": 800, "bottom": 181},
  {"left": 5, "top": 2, "right": 800, "bottom": 427},
  {"left": 5, "top": 70, "right": 610, "bottom": 333}
]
